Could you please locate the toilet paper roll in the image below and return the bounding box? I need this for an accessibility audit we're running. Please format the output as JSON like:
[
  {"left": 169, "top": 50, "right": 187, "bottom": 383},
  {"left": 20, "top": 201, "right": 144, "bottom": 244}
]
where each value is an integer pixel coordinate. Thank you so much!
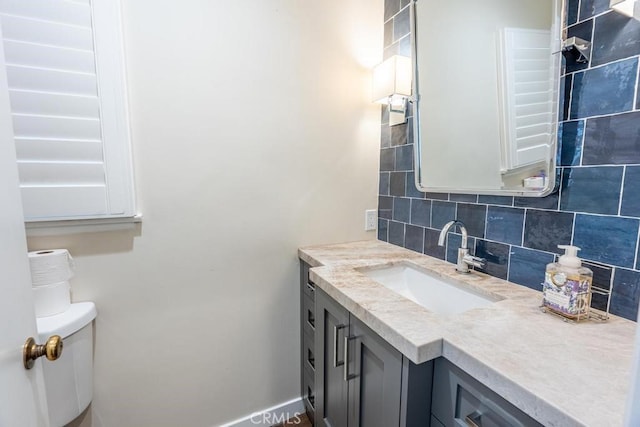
[
  {"left": 33, "top": 281, "right": 71, "bottom": 318},
  {"left": 28, "top": 249, "right": 75, "bottom": 286}
]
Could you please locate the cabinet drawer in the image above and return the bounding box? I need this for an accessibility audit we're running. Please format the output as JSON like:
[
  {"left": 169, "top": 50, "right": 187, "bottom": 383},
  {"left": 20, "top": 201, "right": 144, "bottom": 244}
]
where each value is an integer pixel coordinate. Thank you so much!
[
  {"left": 303, "top": 292, "right": 315, "bottom": 334},
  {"left": 300, "top": 262, "right": 315, "bottom": 300},
  {"left": 432, "top": 359, "right": 543, "bottom": 427},
  {"left": 303, "top": 331, "right": 316, "bottom": 373},
  {"left": 303, "top": 280, "right": 315, "bottom": 300},
  {"left": 303, "top": 367, "right": 316, "bottom": 423}
]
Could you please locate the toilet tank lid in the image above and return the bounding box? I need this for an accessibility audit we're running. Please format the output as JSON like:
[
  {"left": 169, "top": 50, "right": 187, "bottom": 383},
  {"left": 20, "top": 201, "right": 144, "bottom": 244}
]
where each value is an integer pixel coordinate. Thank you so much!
[{"left": 36, "top": 302, "right": 97, "bottom": 339}]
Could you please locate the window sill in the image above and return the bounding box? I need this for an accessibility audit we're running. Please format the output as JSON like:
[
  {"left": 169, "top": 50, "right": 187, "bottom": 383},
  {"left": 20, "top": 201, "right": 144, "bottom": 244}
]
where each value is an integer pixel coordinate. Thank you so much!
[{"left": 25, "top": 214, "right": 143, "bottom": 237}]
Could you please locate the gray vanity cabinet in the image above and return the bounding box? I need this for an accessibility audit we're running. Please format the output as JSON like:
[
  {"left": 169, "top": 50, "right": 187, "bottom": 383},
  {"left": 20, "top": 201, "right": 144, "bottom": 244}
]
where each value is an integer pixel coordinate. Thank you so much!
[
  {"left": 313, "top": 285, "right": 432, "bottom": 427},
  {"left": 315, "top": 288, "right": 405, "bottom": 427},
  {"left": 300, "top": 262, "right": 317, "bottom": 423},
  {"left": 315, "top": 286, "right": 350, "bottom": 427},
  {"left": 300, "top": 259, "right": 551, "bottom": 427}
]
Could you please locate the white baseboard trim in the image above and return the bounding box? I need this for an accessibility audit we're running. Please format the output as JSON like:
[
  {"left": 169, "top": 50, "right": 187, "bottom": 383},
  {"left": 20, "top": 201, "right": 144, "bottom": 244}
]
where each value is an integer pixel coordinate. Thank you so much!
[{"left": 219, "top": 397, "right": 305, "bottom": 427}]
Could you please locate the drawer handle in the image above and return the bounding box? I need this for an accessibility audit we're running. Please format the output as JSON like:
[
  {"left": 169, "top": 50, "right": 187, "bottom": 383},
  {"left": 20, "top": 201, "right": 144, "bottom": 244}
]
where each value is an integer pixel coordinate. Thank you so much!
[
  {"left": 307, "top": 309, "right": 315, "bottom": 328},
  {"left": 307, "top": 385, "right": 315, "bottom": 409},
  {"left": 306, "top": 282, "right": 315, "bottom": 292},
  {"left": 343, "top": 335, "right": 357, "bottom": 381},
  {"left": 333, "top": 324, "right": 346, "bottom": 367},
  {"left": 464, "top": 412, "right": 482, "bottom": 427},
  {"left": 307, "top": 348, "right": 315, "bottom": 370}
]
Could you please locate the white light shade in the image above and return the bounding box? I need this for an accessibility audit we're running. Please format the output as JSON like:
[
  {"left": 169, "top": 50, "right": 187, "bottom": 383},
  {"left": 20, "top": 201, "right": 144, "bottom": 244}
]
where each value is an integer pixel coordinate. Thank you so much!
[
  {"left": 372, "top": 55, "right": 412, "bottom": 103},
  {"left": 611, "top": 0, "right": 640, "bottom": 18}
]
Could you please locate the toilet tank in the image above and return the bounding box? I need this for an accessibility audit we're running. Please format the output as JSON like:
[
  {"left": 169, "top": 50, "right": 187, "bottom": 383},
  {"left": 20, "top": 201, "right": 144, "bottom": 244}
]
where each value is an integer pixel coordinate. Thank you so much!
[{"left": 36, "top": 302, "right": 97, "bottom": 427}]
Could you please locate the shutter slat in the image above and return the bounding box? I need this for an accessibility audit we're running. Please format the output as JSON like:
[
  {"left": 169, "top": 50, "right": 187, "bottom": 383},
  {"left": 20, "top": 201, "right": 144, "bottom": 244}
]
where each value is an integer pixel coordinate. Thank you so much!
[
  {"left": 0, "top": 14, "right": 93, "bottom": 50},
  {"left": 9, "top": 90, "right": 99, "bottom": 118},
  {"left": 517, "top": 143, "right": 548, "bottom": 165},
  {"left": 21, "top": 186, "right": 108, "bottom": 220},
  {"left": 516, "top": 112, "right": 552, "bottom": 128},
  {"left": 15, "top": 138, "right": 103, "bottom": 162},
  {"left": 516, "top": 123, "right": 552, "bottom": 139},
  {"left": 516, "top": 102, "right": 550, "bottom": 117},
  {"left": 515, "top": 92, "right": 550, "bottom": 105},
  {"left": 0, "top": 0, "right": 92, "bottom": 28},
  {"left": 513, "top": 48, "right": 549, "bottom": 61},
  {"left": 12, "top": 114, "right": 101, "bottom": 140},
  {"left": 513, "top": 70, "right": 550, "bottom": 83},
  {"left": 515, "top": 81, "right": 550, "bottom": 94},
  {"left": 6, "top": 65, "right": 97, "bottom": 96},
  {"left": 513, "top": 59, "right": 549, "bottom": 72},
  {"left": 4, "top": 39, "right": 95, "bottom": 73},
  {"left": 18, "top": 162, "right": 105, "bottom": 185}
]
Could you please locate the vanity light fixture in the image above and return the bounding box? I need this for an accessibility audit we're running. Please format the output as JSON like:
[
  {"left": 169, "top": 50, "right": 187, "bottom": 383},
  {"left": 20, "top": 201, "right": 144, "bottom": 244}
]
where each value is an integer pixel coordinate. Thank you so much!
[
  {"left": 372, "top": 55, "right": 412, "bottom": 126},
  {"left": 610, "top": 0, "right": 640, "bottom": 19}
]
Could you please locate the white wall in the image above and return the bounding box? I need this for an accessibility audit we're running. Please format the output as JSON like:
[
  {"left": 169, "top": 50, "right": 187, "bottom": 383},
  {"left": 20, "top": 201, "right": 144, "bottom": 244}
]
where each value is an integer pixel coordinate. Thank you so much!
[{"left": 27, "top": 1, "right": 382, "bottom": 426}]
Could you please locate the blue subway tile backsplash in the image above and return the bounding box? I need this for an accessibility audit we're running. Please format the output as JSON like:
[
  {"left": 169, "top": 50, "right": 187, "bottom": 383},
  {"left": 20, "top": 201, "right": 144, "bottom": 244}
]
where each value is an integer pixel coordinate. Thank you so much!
[
  {"left": 622, "top": 166, "right": 640, "bottom": 217},
  {"left": 523, "top": 210, "right": 574, "bottom": 254},
  {"left": 389, "top": 171, "right": 406, "bottom": 196},
  {"left": 424, "top": 228, "right": 446, "bottom": 260},
  {"left": 559, "top": 166, "right": 623, "bottom": 214},
  {"left": 508, "top": 247, "right": 555, "bottom": 291},
  {"left": 405, "top": 224, "right": 425, "bottom": 253},
  {"left": 388, "top": 221, "right": 405, "bottom": 246},
  {"left": 486, "top": 206, "right": 525, "bottom": 246},
  {"left": 395, "top": 144, "right": 413, "bottom": 171},
  {"left": 410, "top": 198, "right": 431, "bottom": 227},
  {"left": 377, "top": 2, "right": 640, "bottom": 321},
  {"left": 456, "top": 203, "right": 487, "bottom": 238},
  {"left": 579, "top": 0, "right": 611, "bottom": 20},
  {"left": 558, "top": 121, "right": 584, "bottom": 166},
  {"left": 592, "top": 12, "right": 640, "bottom": 66},
  {"left": 567, "top": 0, "right": 579, "bottom": 25},
  {"left": 431, "top": 201, "right": 456, "bottom": 229},
  {"left": 583, "top": 111, "right": 640, "bottom": 164},
  {"left": 392, "top": 197, "right": 410, "bottom": 223},
  {"left": 570, "top": 58, "right": 637, "bottom": 119},
  {"left": 611, "top": 268, "right": 640, "bottom": 320},
  {"left": 573, "top": 214, "right": 639, "bottom": 268}
]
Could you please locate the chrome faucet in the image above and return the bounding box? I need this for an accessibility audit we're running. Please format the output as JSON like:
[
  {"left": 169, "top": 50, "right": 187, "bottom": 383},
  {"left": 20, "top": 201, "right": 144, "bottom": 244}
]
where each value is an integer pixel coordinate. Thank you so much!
[{"left": 438, "top": 220, "right": 486, "bottom": 273}]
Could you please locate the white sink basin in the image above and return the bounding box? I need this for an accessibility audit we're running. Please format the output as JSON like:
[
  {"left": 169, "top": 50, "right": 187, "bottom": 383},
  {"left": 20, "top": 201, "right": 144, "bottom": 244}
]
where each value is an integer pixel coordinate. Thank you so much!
[{"left": 360, "top": 263, "right": 502, "bottom": 315}]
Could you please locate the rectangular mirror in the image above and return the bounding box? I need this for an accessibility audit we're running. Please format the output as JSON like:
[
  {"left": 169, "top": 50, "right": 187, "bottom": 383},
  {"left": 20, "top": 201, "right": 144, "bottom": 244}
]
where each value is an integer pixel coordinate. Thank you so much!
[{"left": 411, "top": 0, "right": 562, "bottom": 196}]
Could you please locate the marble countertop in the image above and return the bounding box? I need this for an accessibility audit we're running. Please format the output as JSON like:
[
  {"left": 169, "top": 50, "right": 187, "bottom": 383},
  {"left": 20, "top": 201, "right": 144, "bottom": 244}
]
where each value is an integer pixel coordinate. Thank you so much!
[{"left": 298, "top": 240, "right": 637, "bottom": 427}]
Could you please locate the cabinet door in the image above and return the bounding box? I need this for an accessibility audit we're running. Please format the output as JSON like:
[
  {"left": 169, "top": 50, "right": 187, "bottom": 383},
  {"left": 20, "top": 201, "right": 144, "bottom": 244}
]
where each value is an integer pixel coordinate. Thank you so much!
[
  {"left": 347, "top": 316, "right": 403, "bottom": 427},
  {"left": 316, "top": 288, "right": 350, "bottom": 427}
]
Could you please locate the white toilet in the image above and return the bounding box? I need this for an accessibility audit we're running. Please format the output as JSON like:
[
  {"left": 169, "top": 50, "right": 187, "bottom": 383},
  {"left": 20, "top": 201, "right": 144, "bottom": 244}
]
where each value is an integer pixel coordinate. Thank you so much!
[{"left": 36, "top": 302, "right": 97, "bottom": 427}]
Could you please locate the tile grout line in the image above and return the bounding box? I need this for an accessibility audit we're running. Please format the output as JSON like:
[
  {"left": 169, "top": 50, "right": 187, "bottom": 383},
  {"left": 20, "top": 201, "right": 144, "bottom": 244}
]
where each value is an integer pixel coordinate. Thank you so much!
[{"left": 618, "top": 165, "right": 627, "bottom": 217}]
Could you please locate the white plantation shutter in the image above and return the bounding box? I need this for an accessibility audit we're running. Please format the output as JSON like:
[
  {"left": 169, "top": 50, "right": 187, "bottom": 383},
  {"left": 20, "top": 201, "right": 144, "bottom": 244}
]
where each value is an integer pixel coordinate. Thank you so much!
[
  {"left": 499, "top": 28, "right": 553, "bottom": 171},
  {"left": 0, "top": 0, "right": 134, "bottom": 222}
]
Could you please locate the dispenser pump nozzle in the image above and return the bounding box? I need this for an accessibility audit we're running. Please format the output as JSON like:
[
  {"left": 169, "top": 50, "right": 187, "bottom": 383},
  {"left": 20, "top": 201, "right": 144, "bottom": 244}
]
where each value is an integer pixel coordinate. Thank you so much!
[{"left": 557, "top": 245, "right": 582, "bottom": 268}]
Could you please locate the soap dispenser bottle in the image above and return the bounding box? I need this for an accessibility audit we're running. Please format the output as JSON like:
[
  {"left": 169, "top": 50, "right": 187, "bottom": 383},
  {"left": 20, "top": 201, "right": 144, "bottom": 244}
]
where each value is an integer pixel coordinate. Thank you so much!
[{"left": 542, "top": 245, "right": 593, "bottom": 320}]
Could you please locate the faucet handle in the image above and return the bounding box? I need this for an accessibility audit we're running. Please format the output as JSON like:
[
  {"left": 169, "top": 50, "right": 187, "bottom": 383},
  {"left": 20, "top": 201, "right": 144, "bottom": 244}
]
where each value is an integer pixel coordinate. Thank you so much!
[{"left": 463, "top": 254, "right": 486, "bottom": 270}]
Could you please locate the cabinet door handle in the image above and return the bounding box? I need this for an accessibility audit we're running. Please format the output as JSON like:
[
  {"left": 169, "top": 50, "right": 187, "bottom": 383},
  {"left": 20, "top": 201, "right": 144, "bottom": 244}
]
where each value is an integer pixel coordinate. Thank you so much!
[
  {"left": 343, "top": 335, "right": 357, "bottom": 381},
  {"left": 333, "top": 324, "right": 346, "bottom": 367}
]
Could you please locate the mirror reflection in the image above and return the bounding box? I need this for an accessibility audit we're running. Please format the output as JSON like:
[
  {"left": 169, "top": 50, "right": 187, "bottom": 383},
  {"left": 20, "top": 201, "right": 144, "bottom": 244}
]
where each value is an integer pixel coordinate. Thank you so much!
[{"left": 412, "top": 0, "right": 562, "bottom": 196}]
